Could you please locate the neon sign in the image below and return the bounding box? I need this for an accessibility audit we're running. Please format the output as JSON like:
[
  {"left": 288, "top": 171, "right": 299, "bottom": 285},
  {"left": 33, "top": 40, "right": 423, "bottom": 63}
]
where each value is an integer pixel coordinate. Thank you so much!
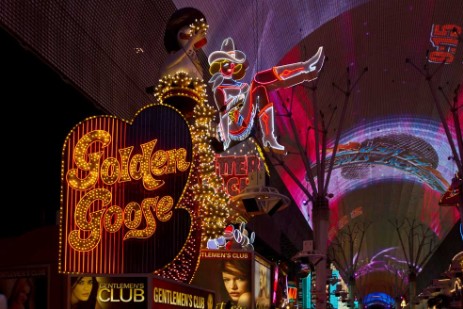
[
  {"left": 216, "top": 154, "right": 262, "bottom": 196},
  {"left": 429, "top": 24, "right": 462, "bottom": 64},
  {"left": 206, "top": 223, "right": 255, "bottom": 250},
  {"left": 208, "top": 37, "right": 324, "bottom": 154},
  {"left": 66, "top": 132, "right": 190, "bottom": 251},
  {"left": 59, "top": 104, "right": 197, "bottom": 275}
]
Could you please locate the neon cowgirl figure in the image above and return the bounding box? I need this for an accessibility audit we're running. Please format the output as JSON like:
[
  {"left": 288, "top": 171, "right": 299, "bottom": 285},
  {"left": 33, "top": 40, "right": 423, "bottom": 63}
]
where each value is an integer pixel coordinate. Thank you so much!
[{"left": 208, "top": 37, "right": 325, "bottom": 154}]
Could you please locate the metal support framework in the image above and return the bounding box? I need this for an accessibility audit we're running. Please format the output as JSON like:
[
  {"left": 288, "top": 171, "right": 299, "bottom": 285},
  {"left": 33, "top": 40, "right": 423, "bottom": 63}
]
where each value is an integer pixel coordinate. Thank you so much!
[
  {"left": 328, "top": 221, "right": 370, "bottom": 308},
  {"left": 406, "top": 57, "right": 463, "bottom": 226},
  {"left": 390, "top": 218, "right": 438, "bottom": 309},
  {"left": 268, "top": 65, "right": 367, "bottom": 309},
  {"left": 390, "top": 268, "right": 409, "bottom": 309}
]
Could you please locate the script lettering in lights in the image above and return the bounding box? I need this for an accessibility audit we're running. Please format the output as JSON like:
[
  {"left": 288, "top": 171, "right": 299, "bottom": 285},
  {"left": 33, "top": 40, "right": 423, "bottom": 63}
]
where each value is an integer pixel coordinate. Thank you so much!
[
  {"left": 59, "top": 104, "right": 196, "bottom": 276},
  {"left": 65, "top": 129, "right": 190, "bottom": 252},
  {"left": 66, "top": 130, "right": 190, "bottom": 191}
]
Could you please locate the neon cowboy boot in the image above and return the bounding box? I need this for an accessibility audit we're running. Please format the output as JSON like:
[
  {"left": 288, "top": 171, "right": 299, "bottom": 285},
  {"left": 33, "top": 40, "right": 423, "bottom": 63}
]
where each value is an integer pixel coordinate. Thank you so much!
[
  {"left": 274, "top": 46, "right": 325, "bottom": 83},
  {"left": 258, "top": 103, "right": 286, "bottom": 154},
  {"left": 253, "top": 46, "right": 325, "bottom": 88}
]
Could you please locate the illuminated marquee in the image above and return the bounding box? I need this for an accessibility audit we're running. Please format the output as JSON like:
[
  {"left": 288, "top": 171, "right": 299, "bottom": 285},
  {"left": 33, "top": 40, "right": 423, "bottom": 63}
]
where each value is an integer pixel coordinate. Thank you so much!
[{"left": 59, "top": 104, "right": 199, "bottom": 276}]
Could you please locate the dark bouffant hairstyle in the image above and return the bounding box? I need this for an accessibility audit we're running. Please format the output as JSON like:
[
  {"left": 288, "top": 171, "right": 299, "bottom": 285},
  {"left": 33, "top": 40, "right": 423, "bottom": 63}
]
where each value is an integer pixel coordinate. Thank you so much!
[
  {"left": 70, "top": 276, "right": 98, "bottom": 309},
  {"left": 164, "top": 7, "right": 207, "bottom": 52}
]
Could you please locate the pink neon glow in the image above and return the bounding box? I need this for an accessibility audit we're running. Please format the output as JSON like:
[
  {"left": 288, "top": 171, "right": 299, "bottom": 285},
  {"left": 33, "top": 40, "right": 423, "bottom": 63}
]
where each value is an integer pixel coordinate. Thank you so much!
[{"left": 273, "top": 264, "right": 279, "bottom": 304}]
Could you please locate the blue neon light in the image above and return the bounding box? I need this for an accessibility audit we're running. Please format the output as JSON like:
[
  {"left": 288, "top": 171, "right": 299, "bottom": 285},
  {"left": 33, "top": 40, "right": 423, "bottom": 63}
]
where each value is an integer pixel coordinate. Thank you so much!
[
  {"left": 302, "top": 273, "right": 312, "bottom": 309},
  {"left": 460, "top": 222, "right": 462, "bottom": 241},
  {"left": 363, "top": 292, "right": 395, "bottom": 308}
]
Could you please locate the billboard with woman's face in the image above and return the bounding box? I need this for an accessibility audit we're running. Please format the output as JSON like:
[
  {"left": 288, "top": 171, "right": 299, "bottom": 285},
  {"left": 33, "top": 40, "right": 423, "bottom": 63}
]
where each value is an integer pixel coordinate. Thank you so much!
[
  {"left": 0, "top": 265, "right": 48, "bottom": 309},
  {"left": 69, "top": 275, "right": 147, "bottom": 309},
  {"left": 68, "top": 275, "right": 215, "bottom": 309},
  {"left": 190, "top": 250, "right": 254, "bottom": 309},
  {"left": 254, "top": 256, "right": 271, "bottom": 309}
]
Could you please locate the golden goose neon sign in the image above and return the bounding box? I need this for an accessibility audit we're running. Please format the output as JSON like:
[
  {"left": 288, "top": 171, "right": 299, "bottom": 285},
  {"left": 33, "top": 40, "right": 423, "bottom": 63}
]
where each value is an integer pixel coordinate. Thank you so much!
[
  {"left": 66, "top": 131, "right": 190, "bottom": 251},
  {"left": 59, "top": 104, "right": 194, "bottom": 274}
]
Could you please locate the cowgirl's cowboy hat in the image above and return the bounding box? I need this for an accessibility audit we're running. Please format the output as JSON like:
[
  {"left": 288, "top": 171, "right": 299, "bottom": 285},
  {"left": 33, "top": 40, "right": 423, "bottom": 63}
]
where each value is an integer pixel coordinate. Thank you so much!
[{"left": 208, "top": 37, "right": 247, "bottom": 64}]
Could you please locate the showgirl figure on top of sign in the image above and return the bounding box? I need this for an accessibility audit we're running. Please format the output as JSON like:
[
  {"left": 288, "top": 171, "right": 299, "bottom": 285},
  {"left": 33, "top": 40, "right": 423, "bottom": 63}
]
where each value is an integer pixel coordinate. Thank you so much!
[
  {"left": 154, "top": 7, "right": 237, "bottom": 248},
  {"left": 208, "top": 37, "right": 325, "bottom": 154},
  {"left": 159, "top": 7, "right": 207, "bottom": 80},
  {"left": 154, "top": 7, "right": 209, "bottom": 118}
]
